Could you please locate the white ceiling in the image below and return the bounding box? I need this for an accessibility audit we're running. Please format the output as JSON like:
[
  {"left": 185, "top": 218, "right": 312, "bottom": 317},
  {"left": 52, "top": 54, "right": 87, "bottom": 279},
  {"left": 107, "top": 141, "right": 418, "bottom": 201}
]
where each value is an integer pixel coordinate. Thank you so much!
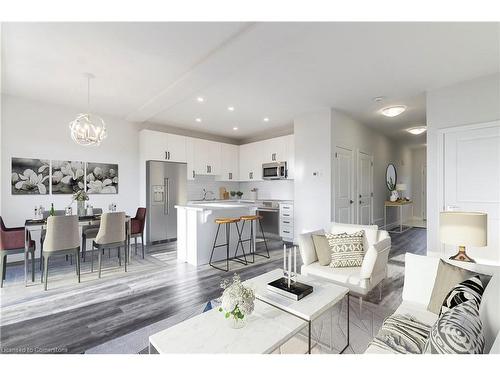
[{"left": 2, "top": 22, "right": 499, "bottom": 145}]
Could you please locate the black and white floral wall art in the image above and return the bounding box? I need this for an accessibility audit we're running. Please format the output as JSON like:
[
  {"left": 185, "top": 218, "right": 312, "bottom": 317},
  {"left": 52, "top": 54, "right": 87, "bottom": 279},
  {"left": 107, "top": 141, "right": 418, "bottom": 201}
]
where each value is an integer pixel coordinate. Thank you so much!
[
  {"left": 85, "top": 162, "right": 119, "bottom": 194},
  {"left": 51, "top": 160, "right": 85, "bottom": 194},
  {"left": 11, "top": 157, "right": 50, "bottom": 195}
]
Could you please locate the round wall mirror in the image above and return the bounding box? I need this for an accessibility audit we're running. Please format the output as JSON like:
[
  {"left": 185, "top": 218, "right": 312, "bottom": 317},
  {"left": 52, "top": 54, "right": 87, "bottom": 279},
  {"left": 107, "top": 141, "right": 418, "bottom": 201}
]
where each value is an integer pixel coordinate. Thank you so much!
[{"left": 386, "top": 164, "right": 397, "bottom": 191}]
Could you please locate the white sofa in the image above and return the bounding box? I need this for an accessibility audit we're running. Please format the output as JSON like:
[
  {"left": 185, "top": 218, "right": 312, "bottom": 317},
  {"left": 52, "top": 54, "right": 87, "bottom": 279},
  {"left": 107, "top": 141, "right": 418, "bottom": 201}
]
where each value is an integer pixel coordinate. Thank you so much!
[
  {"left": 298, "top": 222, "right": 391, "bottom": 311},
  {"left": 365, "top": 253, "right": 500, "bottom": 354}
]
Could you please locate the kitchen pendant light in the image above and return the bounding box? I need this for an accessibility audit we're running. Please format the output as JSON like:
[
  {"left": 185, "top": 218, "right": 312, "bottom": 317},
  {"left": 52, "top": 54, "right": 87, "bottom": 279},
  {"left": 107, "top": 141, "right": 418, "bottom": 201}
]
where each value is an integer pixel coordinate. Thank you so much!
[{"left": 69, "top": 73, "right": 107, "bottom": 146}]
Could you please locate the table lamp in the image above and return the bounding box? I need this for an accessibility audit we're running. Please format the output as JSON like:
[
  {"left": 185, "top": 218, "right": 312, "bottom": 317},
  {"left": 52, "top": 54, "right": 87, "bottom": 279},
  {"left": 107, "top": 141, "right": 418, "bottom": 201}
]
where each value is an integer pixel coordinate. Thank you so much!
[{"left": 440, "top": 211, "right": 487, "bottom": 263}]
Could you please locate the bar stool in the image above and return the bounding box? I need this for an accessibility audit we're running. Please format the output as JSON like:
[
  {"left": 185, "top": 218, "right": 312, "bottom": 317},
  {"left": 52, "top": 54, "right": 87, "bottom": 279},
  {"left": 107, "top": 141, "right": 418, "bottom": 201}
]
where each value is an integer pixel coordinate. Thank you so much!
[
  {"left": 234, "top": 215, "right": 270, "bottom": 264},
  {"left": 209, "top": 218, "right": 247, "bottom": 272}
]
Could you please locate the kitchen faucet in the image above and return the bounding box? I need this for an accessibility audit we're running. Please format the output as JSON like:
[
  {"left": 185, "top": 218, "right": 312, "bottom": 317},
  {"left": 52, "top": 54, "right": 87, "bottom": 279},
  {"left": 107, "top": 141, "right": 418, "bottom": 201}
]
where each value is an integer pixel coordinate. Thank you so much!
[{"left": 202, "top": 189, "right": 215, "bottom": 201}]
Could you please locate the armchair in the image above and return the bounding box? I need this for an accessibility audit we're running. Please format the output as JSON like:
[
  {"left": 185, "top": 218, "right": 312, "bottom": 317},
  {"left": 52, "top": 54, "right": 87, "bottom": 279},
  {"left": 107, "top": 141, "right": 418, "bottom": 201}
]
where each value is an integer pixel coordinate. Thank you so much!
[
  {"left": 0, "top": 217, "right": 36, "bottom": 287},
  {"left": 298, "top": 222, "right": 391, "bottom": 312}
]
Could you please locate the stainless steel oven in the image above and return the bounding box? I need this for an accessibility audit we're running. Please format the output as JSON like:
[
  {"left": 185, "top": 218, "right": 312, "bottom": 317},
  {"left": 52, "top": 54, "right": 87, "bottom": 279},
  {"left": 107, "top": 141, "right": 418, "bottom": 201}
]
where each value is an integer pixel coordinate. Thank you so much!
[{"left": 262, "top": 162, "right": 287, "bottom": 180}]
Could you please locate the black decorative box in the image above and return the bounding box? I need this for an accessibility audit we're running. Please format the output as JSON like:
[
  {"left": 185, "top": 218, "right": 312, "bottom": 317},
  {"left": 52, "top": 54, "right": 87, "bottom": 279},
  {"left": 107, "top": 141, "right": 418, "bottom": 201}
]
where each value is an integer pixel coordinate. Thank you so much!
[{"left": 267, "top": 277, "right": 313, "bottom": 301}]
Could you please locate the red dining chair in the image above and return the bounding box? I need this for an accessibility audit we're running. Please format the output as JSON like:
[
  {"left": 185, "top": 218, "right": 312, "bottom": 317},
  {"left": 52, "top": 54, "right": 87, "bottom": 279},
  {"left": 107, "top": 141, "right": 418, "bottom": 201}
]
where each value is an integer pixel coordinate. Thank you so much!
[
  {"left": 131, "top": 208, "right": 146, "bottom": 259},
  {"left": 0, "top": 217, "right": 36, "bottom": 287}
]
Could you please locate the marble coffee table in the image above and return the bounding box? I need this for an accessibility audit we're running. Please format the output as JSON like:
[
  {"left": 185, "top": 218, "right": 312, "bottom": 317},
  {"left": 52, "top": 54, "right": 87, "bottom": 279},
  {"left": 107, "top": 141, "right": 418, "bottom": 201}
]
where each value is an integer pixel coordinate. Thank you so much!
[
  {"left": 246, "top": 269, "right": 350, "bottom": 354},
  {"left": 148, "top": 299, "right": 307, "bottom": 354}
]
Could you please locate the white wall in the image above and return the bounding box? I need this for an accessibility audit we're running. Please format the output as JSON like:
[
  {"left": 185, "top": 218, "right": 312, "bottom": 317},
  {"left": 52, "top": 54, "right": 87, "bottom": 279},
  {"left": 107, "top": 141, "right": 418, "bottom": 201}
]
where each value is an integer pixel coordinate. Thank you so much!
[
  {"left": 426, "top": 73, "right": 500, "bottom": 258},
  {"left": 1, "top": 95, "right": 140, "bottom": 260},
  {"left": 411, "top": 147, "right": 426, "bottom": 220},
  {"left": 293, "top": 109, "right": 332, "bottom": 239},
  {"left": 331, "top": 109, "right": 413, "bottom": 226}
]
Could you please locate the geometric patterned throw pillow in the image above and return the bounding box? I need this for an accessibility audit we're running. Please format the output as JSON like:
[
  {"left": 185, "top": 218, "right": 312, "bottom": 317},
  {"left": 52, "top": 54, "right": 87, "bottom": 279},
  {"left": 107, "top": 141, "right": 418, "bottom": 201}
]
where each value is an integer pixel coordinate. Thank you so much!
[
  {"left": 326, "top": 230, "right": 365, "bottom": 268},
  {"left": 439, "top": 276, "right": 484, "bottom": 317},
  {"left": 425, "top": 300, "right": 485, "bottom": 354}
]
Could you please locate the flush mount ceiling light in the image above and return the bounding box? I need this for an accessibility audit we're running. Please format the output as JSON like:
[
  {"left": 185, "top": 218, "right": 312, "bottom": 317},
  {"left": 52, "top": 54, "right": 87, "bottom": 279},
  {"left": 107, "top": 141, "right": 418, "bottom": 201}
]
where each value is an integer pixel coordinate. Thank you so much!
[
  {"left": 195, "top": 118, "right": 202, "bottom": 123},
  {"left": 263, "top": 117, "right": 269, "bottom": 122},
  {"left": 233, "top": 127, "right": 238, "bottom": 130},
  {"left": 381, "top": 105, "right": 407, "bottom": 117},
  {"left": 406, "top": 126, "right": 427, "bottom": 135},
  {"left": 196, "top": 97, "right": 204, "bottom": 102},
  {"left": 227, "top": 106, "right": 235, "bottom": 111},
  {"left": 69, "top": 73, "right": 107, "bottom": 146}
]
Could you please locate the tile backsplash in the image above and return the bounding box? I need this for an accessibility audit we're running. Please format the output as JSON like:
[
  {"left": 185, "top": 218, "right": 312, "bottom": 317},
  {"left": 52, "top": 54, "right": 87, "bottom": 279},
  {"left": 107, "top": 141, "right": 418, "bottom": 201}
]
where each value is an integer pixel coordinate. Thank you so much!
[
  {"left": 187, "top": 175, "right": 294, "bottom": 201},
  {"left": 187, "top": 175, "right": 240, "bottom": 200},
  {"left": 239, "top": 180, "right": 294, "bottom": 200}
]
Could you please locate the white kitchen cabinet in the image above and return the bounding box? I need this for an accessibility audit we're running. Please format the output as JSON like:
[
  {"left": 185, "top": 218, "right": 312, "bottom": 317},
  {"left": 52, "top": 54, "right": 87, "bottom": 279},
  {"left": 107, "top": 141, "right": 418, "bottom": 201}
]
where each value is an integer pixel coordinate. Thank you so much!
[
  {"left": 279, "top": 202, "right": 294, "bottom": 242},
  {"left": 193, "top": 138, "right": 221, "bottom": 176},
  {"left": 218, "top": 143, "right": 239, "bottom": 181},
  {"left": 261, "top": 137, "right": 287, "bottom": 163},
  {"left": 239, "top": 142, "right": 263, "bottom": 181},
  {"left": 139, "top": 129, "right": 187, "bottom": 163}
]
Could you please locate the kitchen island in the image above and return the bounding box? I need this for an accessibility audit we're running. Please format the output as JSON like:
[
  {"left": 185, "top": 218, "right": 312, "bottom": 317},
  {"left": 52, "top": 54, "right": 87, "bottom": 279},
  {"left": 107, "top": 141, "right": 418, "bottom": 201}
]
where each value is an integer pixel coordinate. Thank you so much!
[{"left": 175, "top": 201, "right": 259, "bottom": 266}]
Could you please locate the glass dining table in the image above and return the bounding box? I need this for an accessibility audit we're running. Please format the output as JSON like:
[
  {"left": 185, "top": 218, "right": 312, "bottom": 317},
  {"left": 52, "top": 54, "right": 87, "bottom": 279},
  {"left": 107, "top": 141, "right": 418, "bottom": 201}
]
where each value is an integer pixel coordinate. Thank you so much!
[{"left": 23, "top": 214, "right": 132, "bottom": 286}]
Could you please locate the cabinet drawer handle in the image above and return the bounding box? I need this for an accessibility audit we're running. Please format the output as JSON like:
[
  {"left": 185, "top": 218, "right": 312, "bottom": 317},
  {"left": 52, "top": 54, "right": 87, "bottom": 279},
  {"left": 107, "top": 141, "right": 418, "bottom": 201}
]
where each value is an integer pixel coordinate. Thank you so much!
[
  {"left": 192, "top": 170, "right": 195, "bottom": 178},
  {"left": 229, "top": 172, "right": 232, "bottom": 180},
  {"left": 283, "top": 214, "right": 290, "bottom": 217},
  {"left": 283, "top": 230, "right": 290, "bottom": 234},
  {"left": 283, "top": 221, "right": 290, "bottom": 224}
]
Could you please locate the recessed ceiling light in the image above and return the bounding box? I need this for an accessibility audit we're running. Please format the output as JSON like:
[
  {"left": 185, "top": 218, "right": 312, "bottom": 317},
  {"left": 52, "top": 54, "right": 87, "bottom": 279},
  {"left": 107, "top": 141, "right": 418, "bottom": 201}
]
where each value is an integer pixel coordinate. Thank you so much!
[
  {"left": 233, "top": 127, "right": 238, "bottom": 130},
  {"left": 196, "top": 97, "right": 204, "bottom": 103},
  {"left": 263, "top": 117, "right": 269, "bottom": 122},
  {"left": 227, "top": 106, "right": 235, "bottom": 111},
  {"left": 195, "top": 118, "right": 202, "bottom": 123},
  {"left": 406, "top": 126, "right": 427, "bottom": 135},
  {"left": 381, "top": 105, "right": 407, "bottom": 117}
]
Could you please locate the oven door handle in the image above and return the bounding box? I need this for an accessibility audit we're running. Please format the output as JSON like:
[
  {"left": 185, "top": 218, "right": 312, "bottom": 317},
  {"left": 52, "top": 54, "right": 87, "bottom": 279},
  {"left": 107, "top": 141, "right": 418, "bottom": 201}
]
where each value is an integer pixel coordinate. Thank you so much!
[{"left": 256, "top": 208, "right": 279, "bottom": 212}]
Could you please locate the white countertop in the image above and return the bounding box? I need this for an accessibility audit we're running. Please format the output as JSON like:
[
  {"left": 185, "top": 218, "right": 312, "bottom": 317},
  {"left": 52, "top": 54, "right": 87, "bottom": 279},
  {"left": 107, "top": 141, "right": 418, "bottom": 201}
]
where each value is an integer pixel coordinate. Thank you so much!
[{"left": 175, "top": 201, "right": 259, "bottom": 211}]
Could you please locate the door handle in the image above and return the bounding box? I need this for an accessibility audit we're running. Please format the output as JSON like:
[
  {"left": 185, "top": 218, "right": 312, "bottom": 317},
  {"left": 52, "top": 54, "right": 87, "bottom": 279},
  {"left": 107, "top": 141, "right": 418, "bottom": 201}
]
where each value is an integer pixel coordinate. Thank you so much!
[
  {"left": 168, "top": 151, "right": 171, "bottom": 160},
  {"left": 164, "top": 178, "right": 170, "bottom": 215},
  {"left": 359, "top": 200, "right": 362, "bottom": 204},
  {"left": 192, "top": 170, "right": 195, "bottom": 179},
  {"left": 350, "top": 200, "right": 354, "bottom": 204},
  {"left": 229, "top": 172, "right": 232, "bottom": 180},
  {"left": 165, "top": 151, "right": 168, "bottom": 160},
  {"left": 359, "top": 194, "right": 362, "bottom": 198},
  {"left": 249, "top": 172, "right": 253, "bottom": 179}
]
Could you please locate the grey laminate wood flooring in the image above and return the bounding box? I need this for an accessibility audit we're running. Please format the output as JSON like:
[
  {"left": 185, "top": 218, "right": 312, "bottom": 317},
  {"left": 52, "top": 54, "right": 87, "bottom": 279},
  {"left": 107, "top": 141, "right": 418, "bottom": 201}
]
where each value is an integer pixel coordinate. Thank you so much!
[{"left": 0, "top": 228, "right": 426, "bottom": 354}]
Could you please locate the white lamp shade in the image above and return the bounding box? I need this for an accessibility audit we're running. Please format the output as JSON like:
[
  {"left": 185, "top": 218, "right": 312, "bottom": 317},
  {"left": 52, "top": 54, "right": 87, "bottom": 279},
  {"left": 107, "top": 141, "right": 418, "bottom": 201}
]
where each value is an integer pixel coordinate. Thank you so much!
[
  {"left": 396, "top": 184, "right": 407, "bottom": 191},
  {"left": 440, "top": 211, "right": 487, "bottom": 247}
]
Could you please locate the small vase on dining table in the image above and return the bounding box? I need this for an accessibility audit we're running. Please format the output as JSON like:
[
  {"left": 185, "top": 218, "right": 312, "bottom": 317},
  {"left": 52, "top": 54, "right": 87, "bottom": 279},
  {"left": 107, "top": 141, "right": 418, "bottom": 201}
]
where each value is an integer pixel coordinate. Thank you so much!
[{"left": 77, "top": 201, "right": 86, "bottom": 217}]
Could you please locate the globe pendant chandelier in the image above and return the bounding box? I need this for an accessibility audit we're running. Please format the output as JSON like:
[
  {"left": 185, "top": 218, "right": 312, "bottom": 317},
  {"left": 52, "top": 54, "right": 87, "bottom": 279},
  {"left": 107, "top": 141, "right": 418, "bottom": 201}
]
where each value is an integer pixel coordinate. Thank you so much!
[{"left": 69, "top": 73, "right": 107, "bottom": 146}]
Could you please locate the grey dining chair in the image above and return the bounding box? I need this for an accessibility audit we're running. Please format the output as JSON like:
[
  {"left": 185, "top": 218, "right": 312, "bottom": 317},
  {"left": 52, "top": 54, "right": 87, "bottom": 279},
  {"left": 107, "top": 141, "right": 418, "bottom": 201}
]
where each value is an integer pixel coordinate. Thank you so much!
[
  {"left": 80, "top": 208, "right": 103, "bottom": 262},
  {"left": 41, "top": 215, "right": 80, "bottom": 291},
  {"left": 91, "top": 212, "right": 127, "bottom": 278},
  {"left": 40, "top": 210, "right": 66, "bottom": 270}
]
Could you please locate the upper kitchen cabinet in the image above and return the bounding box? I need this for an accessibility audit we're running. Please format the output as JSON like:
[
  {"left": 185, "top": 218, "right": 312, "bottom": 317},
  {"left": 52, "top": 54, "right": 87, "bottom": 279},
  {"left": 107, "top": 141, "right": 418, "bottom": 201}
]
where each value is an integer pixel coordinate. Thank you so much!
[
  {"left": 261, "top": 137, "right": 287, "bottom": 163},
  {"left": 217, "top": 143, "right": 239, "bottom": 181},
  {"left": 239, "top": 142, "right": 263, "bottom": 181},
  {"left": 192, "top": 138, "right": 222, "bottom": 176},
  {"left": 139, "top": 129, "right": 187, "bottom": 163}
]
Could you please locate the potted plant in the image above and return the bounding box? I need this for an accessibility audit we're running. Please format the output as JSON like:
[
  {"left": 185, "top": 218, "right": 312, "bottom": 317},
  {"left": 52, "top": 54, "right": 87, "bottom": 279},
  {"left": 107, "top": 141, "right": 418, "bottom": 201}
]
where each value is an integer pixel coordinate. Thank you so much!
[
  {"left": 218, "top": 274, "right": 255, "bottom": 329},
  {"left": 236, "top": 191, "right": 243, "bottom": 199},
  {"left": 230, "top": 191, "right": 236, "bottom": 198}
]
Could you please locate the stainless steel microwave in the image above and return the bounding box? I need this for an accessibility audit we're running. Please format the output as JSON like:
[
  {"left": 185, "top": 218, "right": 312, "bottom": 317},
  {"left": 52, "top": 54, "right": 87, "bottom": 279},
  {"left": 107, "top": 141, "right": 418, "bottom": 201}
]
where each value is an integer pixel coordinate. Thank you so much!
[{"left": 262, "top": 162, "right": 287, "bottom": 180}]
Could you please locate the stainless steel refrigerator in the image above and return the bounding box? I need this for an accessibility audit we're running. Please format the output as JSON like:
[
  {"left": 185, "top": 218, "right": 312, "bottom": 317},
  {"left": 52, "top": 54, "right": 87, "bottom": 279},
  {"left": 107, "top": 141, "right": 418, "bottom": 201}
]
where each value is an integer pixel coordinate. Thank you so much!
[{"left": 146, "top": 161, "right": 187, "bottom": 244}]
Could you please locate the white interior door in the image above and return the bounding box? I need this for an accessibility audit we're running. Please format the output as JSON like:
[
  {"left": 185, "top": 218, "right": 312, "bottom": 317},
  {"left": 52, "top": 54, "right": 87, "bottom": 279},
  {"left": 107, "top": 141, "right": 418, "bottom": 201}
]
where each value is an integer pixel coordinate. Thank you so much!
[
  {"left": 334, "top": 146, "right": 354, "bottom": 224},
  {"left": 443, "top": 123, "right": 500, "bottom": 264},
  {"left": 357, "top": 151, "right": 373, "bottom": 225}
]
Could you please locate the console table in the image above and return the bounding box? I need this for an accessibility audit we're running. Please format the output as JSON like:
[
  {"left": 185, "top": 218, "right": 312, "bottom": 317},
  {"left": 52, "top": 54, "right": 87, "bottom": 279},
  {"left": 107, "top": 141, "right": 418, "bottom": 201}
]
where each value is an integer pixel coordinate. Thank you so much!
[{"left": 384, "top": 200, "right": 413, "bottom": 233}]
